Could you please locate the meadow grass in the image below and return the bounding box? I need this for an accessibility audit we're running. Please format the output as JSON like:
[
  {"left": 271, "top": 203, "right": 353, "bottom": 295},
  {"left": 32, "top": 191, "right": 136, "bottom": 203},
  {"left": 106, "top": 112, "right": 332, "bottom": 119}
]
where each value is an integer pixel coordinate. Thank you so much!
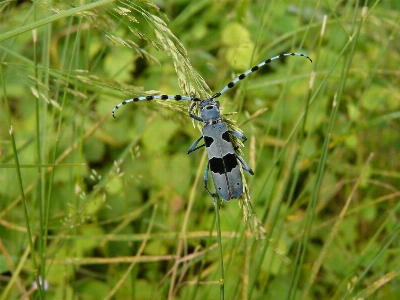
[{"left": 0, "top": 0, "right": 400, "bottom": 299}]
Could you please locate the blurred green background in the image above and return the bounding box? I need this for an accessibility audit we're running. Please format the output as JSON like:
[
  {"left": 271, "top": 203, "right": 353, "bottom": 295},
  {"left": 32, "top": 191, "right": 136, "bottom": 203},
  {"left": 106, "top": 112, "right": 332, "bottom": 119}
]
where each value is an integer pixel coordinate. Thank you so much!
[{"left": 0, "top": 0, "right": 399, "bottom": 299}]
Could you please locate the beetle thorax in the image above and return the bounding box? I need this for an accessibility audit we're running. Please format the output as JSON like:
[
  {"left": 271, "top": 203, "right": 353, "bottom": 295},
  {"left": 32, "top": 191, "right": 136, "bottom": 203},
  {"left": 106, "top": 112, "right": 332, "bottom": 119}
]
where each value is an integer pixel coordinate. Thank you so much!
[{"left": 200, "top": 99, "right": 221, "bottom": 124}]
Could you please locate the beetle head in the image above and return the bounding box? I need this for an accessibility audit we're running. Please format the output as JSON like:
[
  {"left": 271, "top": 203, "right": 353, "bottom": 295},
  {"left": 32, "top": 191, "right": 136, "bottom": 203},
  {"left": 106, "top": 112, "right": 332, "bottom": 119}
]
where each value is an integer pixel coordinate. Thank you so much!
[{"left": 199, "top": 99, "right": 221, "bottom": 123}]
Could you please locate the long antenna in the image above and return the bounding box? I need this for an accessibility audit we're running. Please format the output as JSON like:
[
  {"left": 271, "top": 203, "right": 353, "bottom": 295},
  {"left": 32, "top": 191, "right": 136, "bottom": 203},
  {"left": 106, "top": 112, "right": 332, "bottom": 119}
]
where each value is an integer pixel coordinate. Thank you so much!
[{"left": 211, "top": 52, "right": 312, "bottom": 100}]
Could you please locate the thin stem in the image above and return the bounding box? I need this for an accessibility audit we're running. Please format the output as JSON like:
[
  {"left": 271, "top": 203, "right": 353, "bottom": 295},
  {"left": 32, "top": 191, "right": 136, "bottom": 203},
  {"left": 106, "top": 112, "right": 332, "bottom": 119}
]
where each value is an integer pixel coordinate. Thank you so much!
[
  {"left": 0, "top": 61, "right": 41, "bottom": 299},
  {"left": 214, "top": 196, "right": 225, "bottom": 300}
]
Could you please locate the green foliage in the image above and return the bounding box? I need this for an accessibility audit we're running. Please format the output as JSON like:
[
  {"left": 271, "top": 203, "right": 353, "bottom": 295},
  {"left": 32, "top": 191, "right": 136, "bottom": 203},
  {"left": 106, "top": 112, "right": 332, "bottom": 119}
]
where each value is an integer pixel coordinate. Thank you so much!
[{"left": 1, "top": 0, "right": 400, "bottom": 299}]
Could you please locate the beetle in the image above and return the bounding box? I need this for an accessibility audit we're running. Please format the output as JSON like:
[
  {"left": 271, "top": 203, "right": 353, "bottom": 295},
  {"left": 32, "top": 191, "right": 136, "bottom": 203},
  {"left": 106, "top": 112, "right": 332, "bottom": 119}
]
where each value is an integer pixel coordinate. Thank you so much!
[{"left": 112, "top": 52, "right": 312, "bottom": 201}]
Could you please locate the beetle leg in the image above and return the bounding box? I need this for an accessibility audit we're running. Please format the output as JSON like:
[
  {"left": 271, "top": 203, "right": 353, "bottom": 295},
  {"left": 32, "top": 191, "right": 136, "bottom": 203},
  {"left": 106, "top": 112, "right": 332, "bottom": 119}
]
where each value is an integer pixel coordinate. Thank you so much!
[
  {"left": 187, "top": 136, "right": 205, "bottom": 154},
  {"left": 236, "top": 155, "right": 254, "bottom": 175},
  {"left": 188, "top": 100, "right": 203, "bottom": 122},
  {"left": 203, "top": 162, "right": 216, "bottom": 199},
  {"left": 229, "top": 130, "right": 248, "bottom": 150}
]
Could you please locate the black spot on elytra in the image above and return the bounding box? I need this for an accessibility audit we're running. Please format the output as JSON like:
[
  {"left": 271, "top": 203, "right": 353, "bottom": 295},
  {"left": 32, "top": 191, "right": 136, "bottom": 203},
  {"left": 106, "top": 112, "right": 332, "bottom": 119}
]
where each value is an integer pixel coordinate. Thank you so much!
[
  {"left": 222, "top": 131, "right": 231, "bottom": 142},
  {"left": 209, "top": 153, "right": 237, "bottom": 175},
  {"left": 204, "top": 136, "right": 214, "bottom": 148},
  {"left": 223, "top": 153, "right": 238, "bottom": 172}
]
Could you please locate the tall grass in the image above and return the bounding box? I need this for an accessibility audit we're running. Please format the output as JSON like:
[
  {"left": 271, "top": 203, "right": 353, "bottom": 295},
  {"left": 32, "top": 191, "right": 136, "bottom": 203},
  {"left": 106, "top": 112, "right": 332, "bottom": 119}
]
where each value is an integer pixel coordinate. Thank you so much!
[{"left": 0, "top": 0, "right": 399, "bottom": 299}]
